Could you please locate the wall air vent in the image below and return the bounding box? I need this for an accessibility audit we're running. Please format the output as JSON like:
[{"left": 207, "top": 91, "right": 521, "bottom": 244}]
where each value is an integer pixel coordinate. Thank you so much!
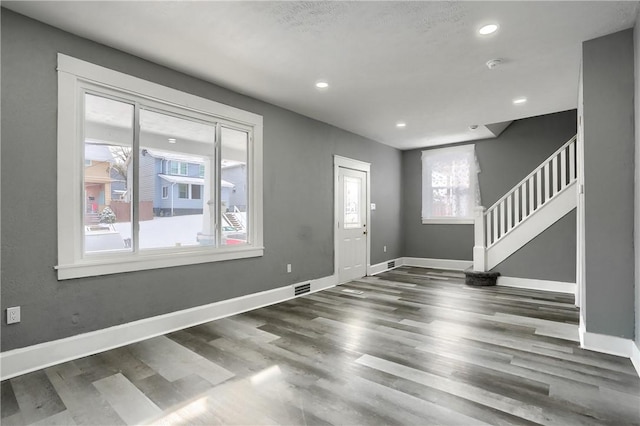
[
  {"left": 294, "top": 283, "right": 311, "bottom": 296},
  {"left": 387, "top": 261, "right": 396, "bottom": 269}
]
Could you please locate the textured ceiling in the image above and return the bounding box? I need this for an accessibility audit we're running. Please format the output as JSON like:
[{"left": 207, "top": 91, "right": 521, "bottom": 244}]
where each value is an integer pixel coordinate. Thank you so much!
[{"left": 4, "top": 1, "right": 639, "bottom": 149}]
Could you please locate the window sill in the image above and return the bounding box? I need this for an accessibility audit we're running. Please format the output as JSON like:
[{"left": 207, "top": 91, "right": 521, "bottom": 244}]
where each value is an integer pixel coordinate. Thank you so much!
[
  {"left": 55, "top": 246, "right": 264, "bottom": 280},
  {"left": 421, "top": 218, "right": 474, "bottom": 225}
]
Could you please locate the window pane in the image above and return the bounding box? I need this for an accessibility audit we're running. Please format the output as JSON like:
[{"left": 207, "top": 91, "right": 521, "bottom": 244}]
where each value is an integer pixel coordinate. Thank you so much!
[
  {"left": 83, "top": 93, "right": 134, "bottom": 254},
  {"left": 220, "top": 127, "right": 248, "bottom": 246},
  {"left": 191, "top": 185, "right": 202, "bottom": 200},
  {"left": 343, "top": 176, "right": 362, "bottom": 228},
  {"left": 422, "top": 146, "right": 477, "bottom": 220},
  {"left": 139, "top": 109, "right": 215, "bottom": 249},
  {"left": 178, "top": 184, "right": 189, "bottom": 199}
]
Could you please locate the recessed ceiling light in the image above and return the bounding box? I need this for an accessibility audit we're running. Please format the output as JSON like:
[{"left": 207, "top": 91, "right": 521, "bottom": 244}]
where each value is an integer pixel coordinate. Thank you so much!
[
  {"left": 513, "top": 97, "right": 527, "bottom": 105},
  {"left": 479, "top": 24, "right": 499, "bottom": 35},
  {"left": 469, "top": 125, "right": 479, "bottom": 130},
  {"left": 168, "top": 138, "right": 177, "bottom": 144},
  {"left": 396, "top": 122, "right": 406, "bottom": 128},
  {"left": 315, "top": 81, "right": 329, "bottom": 89}
]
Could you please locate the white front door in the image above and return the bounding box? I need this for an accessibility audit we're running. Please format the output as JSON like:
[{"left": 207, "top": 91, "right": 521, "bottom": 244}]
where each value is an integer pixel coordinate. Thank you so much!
[{"left": 338, "top": 167, "right": 367, "bottom": 283}]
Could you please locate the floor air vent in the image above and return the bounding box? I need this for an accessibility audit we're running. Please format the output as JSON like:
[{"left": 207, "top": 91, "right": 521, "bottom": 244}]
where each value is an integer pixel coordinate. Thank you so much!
[
  {"left": 387, "top": 261, "right": 396, "bottom": 269},
  {"left": 294, "top": 283, "right": 311, "bottom": 296}
]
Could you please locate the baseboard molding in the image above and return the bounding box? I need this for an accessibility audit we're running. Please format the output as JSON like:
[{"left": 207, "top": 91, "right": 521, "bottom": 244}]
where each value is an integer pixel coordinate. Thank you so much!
[
  {"left": 0, "top": 274, "right": 337, "bottom": 381},
  {"left": 631, "top": 340, "right": 640, "bottom": 378},
  {"left": 580, "top": 329, "right": 634, "bottom": 358},
  {"left": 497, "top": 276, "right": 576, "bottom": 294},
  {"left": 368, "top": 258, "right": 403, "bottom": 276},
  {"left": 577, "top": 326, "right": 639, "bottom": 377},
  {"left": 401, "top": 257, "right": 473, "bottom": 271}
]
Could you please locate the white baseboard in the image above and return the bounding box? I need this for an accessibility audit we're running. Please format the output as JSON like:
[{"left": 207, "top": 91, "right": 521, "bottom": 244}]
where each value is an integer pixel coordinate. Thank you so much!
[
  {"left": 401, "top": 257, "right": 472, "bottom": 271},
  {"left": 580, "top": 329, "right": 634, "bottom": 358},
  {"left": 631, "top": 340, "right": 640, "bottom": 378},
  {"left": 368, "top": 258, "right": 402, "bottom": 276},
  {"left": 577, "top": 322, "right": 639, "bottom": 378},
  {"left": 0, "top": 274, "right": 337, "bottom": 381},
  {"left": 497, "top": 276, "right": 576, "bottom": 294}
]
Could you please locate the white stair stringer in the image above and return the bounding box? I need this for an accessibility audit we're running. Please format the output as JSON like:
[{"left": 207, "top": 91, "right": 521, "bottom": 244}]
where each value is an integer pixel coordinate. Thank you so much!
[{"left": 486, "top": 181, "right": 576, "bottom": 270}]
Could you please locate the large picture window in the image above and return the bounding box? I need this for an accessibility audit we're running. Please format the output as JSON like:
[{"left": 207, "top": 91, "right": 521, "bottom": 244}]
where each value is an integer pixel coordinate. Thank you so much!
[
  {"left": 56, "top": 54, "right": 263, "bottom": 279},
  {"left": 421, "top": 145, "right": 480, "bottom": 224}
]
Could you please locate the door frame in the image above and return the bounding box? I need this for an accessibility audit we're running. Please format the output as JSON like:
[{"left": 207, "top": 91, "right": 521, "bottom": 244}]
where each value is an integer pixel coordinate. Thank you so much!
[{"left": 334, "top": 155, "right": 371, "bottom": 282}]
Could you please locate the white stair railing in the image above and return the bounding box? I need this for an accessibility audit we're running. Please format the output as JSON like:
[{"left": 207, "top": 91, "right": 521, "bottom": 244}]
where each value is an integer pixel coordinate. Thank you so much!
[{"left": 474, "top": 136, "right": 577, "bottom": 271}]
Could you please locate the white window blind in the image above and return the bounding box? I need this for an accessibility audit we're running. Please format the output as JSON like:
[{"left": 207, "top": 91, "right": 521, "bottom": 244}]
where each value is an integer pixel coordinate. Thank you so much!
[{"left": 421, "top": 144, "right": 480, "bottom": 224}]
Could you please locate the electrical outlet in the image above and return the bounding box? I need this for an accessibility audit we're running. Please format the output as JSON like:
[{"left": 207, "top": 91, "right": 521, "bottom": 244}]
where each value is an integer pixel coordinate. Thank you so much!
[
  {"left": 383, "top": 245, "right": 387, "bottom": 252},
  {"left": 7, "top": 306, "right": 20, "bottom": 324},
  {"left": 287, "top": 264, "right": 292, "bottom": 273}
]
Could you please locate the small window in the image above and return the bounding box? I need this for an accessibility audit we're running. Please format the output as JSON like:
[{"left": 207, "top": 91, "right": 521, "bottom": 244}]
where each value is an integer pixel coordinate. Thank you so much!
[
  {"left": 178, "top": 184, "right": 189, "bottom": 199},
  {"left": 422, "top": 145, "right": 480, "bottom": 224},
  {"left": 162, "top": 186, "right": 169, "bottom": 199}
]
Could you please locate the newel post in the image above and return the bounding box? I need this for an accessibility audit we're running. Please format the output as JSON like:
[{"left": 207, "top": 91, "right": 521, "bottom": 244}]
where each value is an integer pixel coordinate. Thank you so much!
[{"left": 473, "top": 206, "right": 487, "bottom": 272}]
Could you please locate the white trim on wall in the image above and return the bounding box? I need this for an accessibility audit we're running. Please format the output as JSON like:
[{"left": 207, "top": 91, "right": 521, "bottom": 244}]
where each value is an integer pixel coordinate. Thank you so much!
[
  {"left": 401, "top": 257, "right": 473, "bottom": 271},
  {"left": 497, "top": 276, "right": 576, "bottom": 295},
  {"left": 368, "top": 258, "right": 403, "bottom": 276},
  {"left": 577, "top": 326, "right": 639, "bottom": 378},
  {"left": 580, "top": 329, "right": 635, "bottom": 358},
  {"left": 631, "top": 341, "right": 640, "bottom": 378},
  {"left": 0, "top": 274, "right": 337, "bottom": 381}
]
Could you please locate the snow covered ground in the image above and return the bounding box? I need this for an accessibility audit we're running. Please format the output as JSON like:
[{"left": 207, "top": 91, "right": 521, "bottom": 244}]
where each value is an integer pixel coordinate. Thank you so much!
[
  {"left": 114, "top": 214, "right": 213, "bottom": 249},
  {"left": 86, "top": 214, "right": 245, "bottom": 253}
]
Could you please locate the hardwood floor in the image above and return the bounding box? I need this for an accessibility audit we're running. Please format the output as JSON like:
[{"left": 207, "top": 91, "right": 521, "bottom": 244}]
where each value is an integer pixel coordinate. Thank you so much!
[{"left": 2, "top": 267, "right": 639, "bottom": 425}]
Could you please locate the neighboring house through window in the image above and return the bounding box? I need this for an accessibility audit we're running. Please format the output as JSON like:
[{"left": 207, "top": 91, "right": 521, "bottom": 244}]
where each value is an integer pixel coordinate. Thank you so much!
[
  {"left": 56, "top": 54, "right": 263, "bottom": 279},
  {"left": 421, "top": 144, "right": 480, "bottom": 224}
]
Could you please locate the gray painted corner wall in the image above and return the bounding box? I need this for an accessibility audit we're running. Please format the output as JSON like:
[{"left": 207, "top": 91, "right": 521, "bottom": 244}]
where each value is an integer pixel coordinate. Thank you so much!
[
  {"left": 582, "top": 29, "right": 635, "bottom": 339},
  {"left": 402, "top": 110, "right": 577, "bottom": 282},
  {"left": 0, "top": 9, "right": 402, "bottom": 351}
]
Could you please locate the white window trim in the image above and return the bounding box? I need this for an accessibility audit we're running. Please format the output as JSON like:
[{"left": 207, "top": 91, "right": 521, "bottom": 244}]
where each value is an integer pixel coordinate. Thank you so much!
[
  {"left": 161, "top": 186, "right": 169, "bottom": 199},
  {"left": 421, "top": 144, "right": 479, "bottom": 224},
  {"left": 56, "top": 54, "right": 263, "bottom": 280}
]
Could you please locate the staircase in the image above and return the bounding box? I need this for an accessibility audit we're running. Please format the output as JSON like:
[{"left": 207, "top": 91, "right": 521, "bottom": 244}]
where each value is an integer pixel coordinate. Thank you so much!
[
  {"left": 84, "top": 212, "right": 100, "bottom": 225},
  {"left": 473, "top": 136, "right": 577, "bottom": 271},
  {"left": 223, "top": 211, "right": 245, "bottom": 231}
]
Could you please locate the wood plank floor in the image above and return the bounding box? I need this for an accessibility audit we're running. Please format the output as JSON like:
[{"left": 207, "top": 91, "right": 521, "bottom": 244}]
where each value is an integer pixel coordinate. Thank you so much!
[{"left": 2, "top": 267, "right": 639, "bottom": 425}]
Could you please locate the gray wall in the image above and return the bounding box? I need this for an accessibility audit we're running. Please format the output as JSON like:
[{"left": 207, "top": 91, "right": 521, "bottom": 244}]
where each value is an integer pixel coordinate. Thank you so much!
[
  {"left": 493, "top": 211, "right": 576, "bottom": 283},
  {"left": 582, "top": 29, "right": 635, "bottom": 339},
  {"left": 402, "top": 110, "right": 577, "bottom": 281},
  {"left": 0, "top": 10, "right": 402, "bottom": 351}
]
